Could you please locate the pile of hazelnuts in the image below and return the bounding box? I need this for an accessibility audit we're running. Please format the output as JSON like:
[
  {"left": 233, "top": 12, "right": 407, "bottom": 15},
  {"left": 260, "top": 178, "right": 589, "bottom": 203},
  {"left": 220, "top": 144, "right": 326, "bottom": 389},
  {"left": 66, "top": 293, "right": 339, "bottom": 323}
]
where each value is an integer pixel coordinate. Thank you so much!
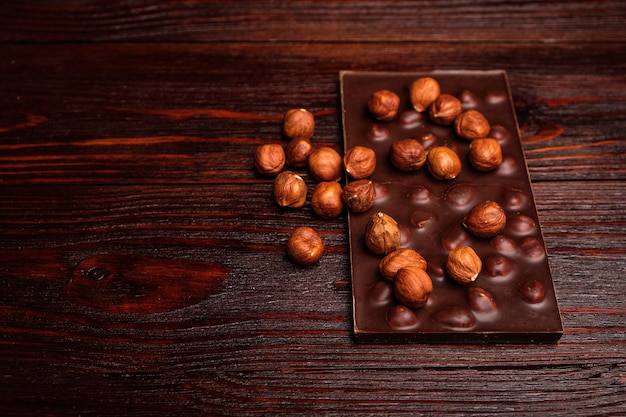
[{"left": 254, "top": 107, "right": 354, "bottom": 266}]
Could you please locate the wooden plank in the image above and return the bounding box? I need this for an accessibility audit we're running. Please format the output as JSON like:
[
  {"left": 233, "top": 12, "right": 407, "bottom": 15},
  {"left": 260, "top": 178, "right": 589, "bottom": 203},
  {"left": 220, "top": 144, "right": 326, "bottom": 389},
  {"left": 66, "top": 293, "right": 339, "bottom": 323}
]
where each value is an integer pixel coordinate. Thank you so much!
[
  {"left": 1, "top": 43, "right": 624, "bottom": 185},
  {"left": 1, "top": 0, "right": 625, "bottom": 43}
]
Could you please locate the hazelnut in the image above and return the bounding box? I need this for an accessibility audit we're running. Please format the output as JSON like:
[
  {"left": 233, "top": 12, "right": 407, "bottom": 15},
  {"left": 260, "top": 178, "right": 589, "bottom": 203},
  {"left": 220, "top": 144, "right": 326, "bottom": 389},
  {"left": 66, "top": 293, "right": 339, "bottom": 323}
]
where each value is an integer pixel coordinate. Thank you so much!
[
  {"left": 446, "top": 246, "right": 482, "bottom": 284},
  {"left": 287, "top": 226, "right": 324, "bottom": 265},
  {"left": 342, "top": 179, "right": 376, "bottom": 213},
  {"left": 311, "top": 181, "right": 344, "bottom": 219},
  {"left": 365, "top": 212, "right": 401, "bottom": 255},
  {"left": 429, "top": 94, "right": 462, "bottom": 125},
  {"left": 283, "top": 108, "right": 314, "bottom": 139},
  {"left": 368, "top": 89, "right": 400, "bottom": 122},
  {"left": 344, "top": 145, "right": 376, "bottom": 179},
  {"left": 273, "top": 170, "right": 307, "bottom": 208},
  {"left": 394, "top": 266, "right": 433, "bottom": 309},
  {"left": 379, "top": 248, "right": 427, "bottom": 281},
  {"left": 409, "top": 77, "right": 441, "bottom": 112},
  {"left": 426, "top": 146, "right": 462, "bottom": 180},
  {"left": 463, "top": 201, "right": 507, "bottom": 237},
  {"left": 308, "top": 146, "right": 343, "bottom": 182},
  {"left": 254, "top": 143, "right": 285, "bottom": 176},
  {"left": 455, "top": 109, "right": 490, "bottom": 140},
  {"left": 389, "top": 139, "right": 426, "bottom": 171},
  {"left": 285, "top": 137, "right": 314, "bottom": 168},
  {"left": 469, "top": 137, "right": 503, "bottom": 171}
]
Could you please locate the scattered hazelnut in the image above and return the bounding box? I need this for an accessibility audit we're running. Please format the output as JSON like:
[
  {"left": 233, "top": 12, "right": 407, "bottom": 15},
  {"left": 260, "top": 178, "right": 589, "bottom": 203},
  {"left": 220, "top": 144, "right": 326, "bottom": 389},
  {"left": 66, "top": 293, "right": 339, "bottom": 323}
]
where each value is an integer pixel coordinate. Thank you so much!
[
  {"left": 463, "top": 201, "right": 507, "bottom": 237},
  {"left": 365, "top": 212, "right": 401, "bottom": 255},
  {"left": 368, "top": 89, "right": 400, "bottom": 121},
  {"left": 342, "top": 179, "right": 376, "bottom": 213},
  {"left": 344, "top": 145, "right": 376, "bottom": 179},
  {"left": 283, "top": 108, "right": 315, "bottom": 139},
  {"left": 389, "top": 139, "right": 426, "bottom": 171},
  {"left": 311, "top": 181, "right": 344, "bottom": 219},
  {"left": 308, "top": 146, "right": 343, "bottom": 182},
  {"left": 455, "top": 109, "right": 490, "bottom": 140},
  {"left": 446, "top": 246, "right": 482, "bottom": 284},
  {"left": 379, "top": 248, "right": 427, "bottom": 281},
  {"left": 394, "top": 266, "right": 433, "bottom": 309},
  {"left": 426, "top": 146, "right": 462, "bottom": 180},
  {"left": 469, "top": 137, "right": 503, "bottom": 171},
  {"left": 254, "top": 143, "right": 285, "bottom": 176},
  {"left": 409, "top": 77, "right": 441, "bottom": 112},
  {"left": 429, "top": 94, "right": 462, "bottom": 125},
  {"left": 287, "top": 226, "right": 324, "bottom": 265},
  {"left": 273, "top": 170, "right": 307, "bottom": 208},
  {"left": 285, "top": 137, "right": 314, "bottom": 168}
]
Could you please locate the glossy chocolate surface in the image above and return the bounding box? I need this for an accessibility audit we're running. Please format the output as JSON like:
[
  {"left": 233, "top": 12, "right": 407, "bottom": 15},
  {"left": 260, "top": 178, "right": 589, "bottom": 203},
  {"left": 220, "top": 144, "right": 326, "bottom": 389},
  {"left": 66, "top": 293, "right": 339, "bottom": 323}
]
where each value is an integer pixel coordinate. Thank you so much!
[{"left": 341, "top": 70, "right": 563, "bottom": 343}]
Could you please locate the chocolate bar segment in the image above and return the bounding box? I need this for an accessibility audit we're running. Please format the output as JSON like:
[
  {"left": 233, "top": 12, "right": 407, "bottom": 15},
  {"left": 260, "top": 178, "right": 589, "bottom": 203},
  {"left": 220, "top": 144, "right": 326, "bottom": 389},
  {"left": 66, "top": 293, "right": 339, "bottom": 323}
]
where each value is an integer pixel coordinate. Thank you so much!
[{"left": 340, "top": 70, "right": 563, "bottom": 343}]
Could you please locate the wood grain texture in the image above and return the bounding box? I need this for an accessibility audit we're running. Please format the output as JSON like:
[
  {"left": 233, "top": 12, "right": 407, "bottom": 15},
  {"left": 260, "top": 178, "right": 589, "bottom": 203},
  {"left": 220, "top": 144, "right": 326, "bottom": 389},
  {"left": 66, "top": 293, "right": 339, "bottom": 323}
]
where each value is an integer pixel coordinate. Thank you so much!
[
  {"left": 1, "top": 0, "right": 626, "bottom": 43},
  {"left": 1, "top": 1, "right": 625, "bottom": 416}
]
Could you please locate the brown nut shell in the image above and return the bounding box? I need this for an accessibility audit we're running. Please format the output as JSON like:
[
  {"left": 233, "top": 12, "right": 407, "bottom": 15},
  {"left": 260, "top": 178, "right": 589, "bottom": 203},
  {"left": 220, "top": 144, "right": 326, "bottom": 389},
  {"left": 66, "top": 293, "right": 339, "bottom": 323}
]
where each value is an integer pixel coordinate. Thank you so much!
[
  {"left": 426, "top": 146, "right": 462, "bottom": 180},
  {"left": 429, "top": 94, "right": 462, "bottom": 125},
  {"left": 469, "top": 138, "right": 503, "bottom": 171},
  {"left": 368, "top": 89, "right": 400, "bottom": 121},
  {"left": 311, "top": 181, "right": 344, "bottom": 219},
  {"left": 394, "top": 266, "right": 433, "bottom": 309},
  {"left": 285, "top": 137, "right": 314, "bottom": 168},
  {"left": 344, "top": 145, "right": 376, "bottom": 179},
  {"left": 287, "top": 226, "right": 324, "bottom": 265},
  {"left": 308, "top": 146, "right": 343, "bottom": 182},
  {"left": 254, "top": 143, "right": 285, "bottom": 176},
  {"left": 409, "top": 77, "right": 441, "bottom": 112},
  {"left": 283, "top": 108, "right": 315, "bottom": 139},
  {"left": 379, "top": 248, "right": 427, "bottom": 281},
  {"left": 273, "top": 170, "right": 307, "bottom": 208},
  {"left": 389, "top": 139, "right": 426, "bottom": 171},
  {"left": 446, "top": 246, "right": 482, "bottom": 284},
  {"left": 463, "top": 201, "right": 507, "bottom": 237},
  {"left": 342, "top": 179, "right": 376, "bottom": 213},
  {"left": 365, "top": 212, "right": 401, "bottom": 255},
  {"left": 455, "top": 109, "right": 491, "bottom": 140}
]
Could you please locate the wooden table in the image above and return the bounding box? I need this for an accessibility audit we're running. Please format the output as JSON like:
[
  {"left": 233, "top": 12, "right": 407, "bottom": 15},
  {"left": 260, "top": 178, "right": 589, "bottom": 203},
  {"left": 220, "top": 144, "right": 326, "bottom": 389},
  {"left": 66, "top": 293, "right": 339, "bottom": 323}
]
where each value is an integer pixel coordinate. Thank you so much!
[{"left": 1, "top": 2, "right": 625, "bottom": 415}]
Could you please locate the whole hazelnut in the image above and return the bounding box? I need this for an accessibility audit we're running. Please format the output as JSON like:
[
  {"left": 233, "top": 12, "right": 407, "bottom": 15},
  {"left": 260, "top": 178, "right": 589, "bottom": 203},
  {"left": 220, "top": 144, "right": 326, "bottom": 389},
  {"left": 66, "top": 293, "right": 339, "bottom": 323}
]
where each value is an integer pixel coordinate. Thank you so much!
[
  {"left": 446, "top": 246, "right": 482, "bottom": 284},
  {"left": 308, "top": 146, "right": 343, "bottom": 182},
  {"left": 287, "top": 226, "right": 324, "bottom": 265},
  {"left": 394, "top": 266, "right": 433, "bottom": 309},
  {"left": 365, "top": 212, "right": 401, "bottom": 255},
  {"left": 379, "top": 248, "right": 427, "bottom": 281},
  {"left": 455, "top": 109, "right": 491, "bottom": 140},
  {"left": 285, "top": 137, "right": 314, "bottom": 168},
  {"left": 409, "top": 77, "right": 441, "bottom": 112},
  {"left": 368, "top": 89, "right": 400, "bottom": 122},
  {"left": 342, "top": 179, "right": 376, "bottom": 213},
  {"left": 389, "top": 139, "right": 426, "bottom": 172},
  {"left": 311, "top": 181, "right": 344, "bottom": 219},
  {"left": 344, "top": 145, "right": 376, "bottom": 179},
  {"left": 469, "top": 137, "right": 503, "bottom": 171},
  {"left": 463, "top": 201, "right": 507, "bottom": 237},
  {"left": 283, "top": 108, "right": 315, "bottom": 139},
  {"left": 429, "top": 94, "right": 462, "bottom": 125},
  {"left": 254, "top": 143, "right": 285, "bottom": 176},
  {"left": 273, "top": 170, "right": 307, "bottom": 208},
  {"left": 426, "top": 146, "right": 462, "bottom": 180}
]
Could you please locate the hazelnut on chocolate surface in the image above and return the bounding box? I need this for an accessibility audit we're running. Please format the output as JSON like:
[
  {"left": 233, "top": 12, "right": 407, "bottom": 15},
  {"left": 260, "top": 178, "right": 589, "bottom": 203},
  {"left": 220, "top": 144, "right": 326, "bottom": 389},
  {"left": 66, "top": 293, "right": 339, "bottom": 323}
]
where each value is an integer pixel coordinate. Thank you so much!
[
  {"left": 463, "top": 201, "right": 507, "bottom": 237},
  {"left": 389, "top": 139, "right": 426, "bottom": 172},
  {"left": 455, "top": 109, "right": 490, "bottom": 140},
  {"left": 365, "top": 212, "right": 401, "bottom": 255},
  {"left": 429, "top": 94, "right": 462, "bottom": 125},
  {"left": 342, "top": 179, "right": 375, "bottom": 213},
  {"left": 426, "top": 146, "right": 462, "bottom": 180},
  {"left": 446, "top": 246, "right": 482, "bottom": 284},
  {"left": 394, "top": 266, "right": 433, "bottom": 309},
  {"left": 469, "top": 138, "right": 503, "bottom": 171},
  {"left": 409, "top": 77, "right": 440, "bottom": 112},
  {"left": 368, "top": 89, "right": 400, "bottom": 121},
  {"left": 344, "top": 145, "right": 376, "bottom": 179}
]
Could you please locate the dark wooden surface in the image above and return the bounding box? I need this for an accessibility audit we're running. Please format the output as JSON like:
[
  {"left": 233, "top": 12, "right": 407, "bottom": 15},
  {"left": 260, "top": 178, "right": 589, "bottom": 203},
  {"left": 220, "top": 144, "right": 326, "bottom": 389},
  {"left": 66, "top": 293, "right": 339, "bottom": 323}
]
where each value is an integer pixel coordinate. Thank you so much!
[{"left": 1, "top": 1, "right": 625, "bottom": 416}]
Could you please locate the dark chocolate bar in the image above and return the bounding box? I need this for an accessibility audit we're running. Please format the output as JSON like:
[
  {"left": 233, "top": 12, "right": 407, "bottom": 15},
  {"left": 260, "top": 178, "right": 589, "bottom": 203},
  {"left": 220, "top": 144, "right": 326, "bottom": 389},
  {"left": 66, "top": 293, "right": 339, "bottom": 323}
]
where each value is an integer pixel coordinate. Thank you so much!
[{"left": 340, "top": 70, "right": 563, "bottom": 343}]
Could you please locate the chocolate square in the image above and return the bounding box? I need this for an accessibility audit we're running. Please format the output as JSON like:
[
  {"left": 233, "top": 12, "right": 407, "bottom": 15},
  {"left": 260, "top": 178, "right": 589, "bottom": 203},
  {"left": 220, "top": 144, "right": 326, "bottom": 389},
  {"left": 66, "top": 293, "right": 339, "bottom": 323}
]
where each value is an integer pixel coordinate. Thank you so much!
[{"left": 340, "top": 70, "right": 563, "bottom": 343}]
